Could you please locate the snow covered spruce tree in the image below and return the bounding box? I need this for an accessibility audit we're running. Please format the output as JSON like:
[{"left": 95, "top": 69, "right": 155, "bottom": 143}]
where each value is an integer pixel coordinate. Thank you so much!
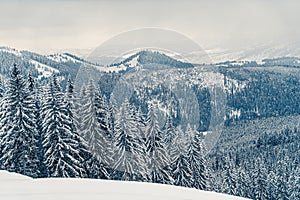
[
  {"left": 41, "top": 75, "right": 87, "bottom": 178},
  {"left": 221, "top": 157, "right": 238, "bottom": 196},
  {"left": 163, "top": 107, "right": 176, "bottom": 154},
  {"left": 74, "top": 85, "right": 86, "bottom": 134},
  {"left": 0, "top": 78, "right": 6, "bottom": 169},
  {"left": 144, "top": 103, "right": 173, "bottom": 184},
  {"left": 78, "top": 80, "right": 111, "bottom": 179},
  {"left": 64, "top": 77, "right": 92, "bottom": 176},
  {"left": 135, "top": 107, "right": 146, "bottom": 142},
  {"left": 112, "top": 99, "right": 147, "bottom": 181},
  {"left": 186, "top": 124, "right": 209, "bottom": 190},
  {"left": 26, "top": 74, "right": 48, "bottom": 177},
  {"left": 170, "top": 126, "right": 193, "bottom": 187},
  {"left": 108, "top": 93, "right": 118, "bottom": 141},
  {"left": 274, "top": 159, "right": 290, "bottom": 200},
  {"left": 0, "top": 64, "right": 40, "bottom": 177},
  {"left": 252, "top": 158, "right": 269, "bottom": 200},
  {"left": 288, "top": 166, "right": 300, "bottom": 199},
  {"left": 0, "top": 78, "right": 5, "bottom": 98}
]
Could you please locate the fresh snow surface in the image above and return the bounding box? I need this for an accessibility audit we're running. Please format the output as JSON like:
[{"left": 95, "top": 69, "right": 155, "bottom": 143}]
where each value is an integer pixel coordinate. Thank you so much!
[{"left": 0, "top": 170, "right": 248, "bottom": 200}]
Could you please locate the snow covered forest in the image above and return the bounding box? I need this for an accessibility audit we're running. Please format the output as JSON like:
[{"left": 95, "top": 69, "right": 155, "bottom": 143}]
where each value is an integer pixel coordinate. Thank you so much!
[
  {"left": 0, "top": 64, "right": 209, "bottom": 187},
  {"left": 0, "top": 64, "right": 299, "bottom": 200}
]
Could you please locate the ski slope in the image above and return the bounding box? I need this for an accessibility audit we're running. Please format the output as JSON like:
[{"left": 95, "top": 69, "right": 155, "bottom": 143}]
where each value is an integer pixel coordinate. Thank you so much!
[{"left": 0, "top": 170, "right": 248, "bottom": 200}]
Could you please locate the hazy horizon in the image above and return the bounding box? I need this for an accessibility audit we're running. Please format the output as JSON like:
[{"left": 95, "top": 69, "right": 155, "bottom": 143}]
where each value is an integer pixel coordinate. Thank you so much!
[{"left": 1, "top": 0, "right": 300, "bottom": 55}]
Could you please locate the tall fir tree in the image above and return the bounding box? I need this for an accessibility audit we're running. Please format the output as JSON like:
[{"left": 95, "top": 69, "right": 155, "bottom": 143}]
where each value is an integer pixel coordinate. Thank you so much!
[
  {"left": 96, "top": 94, "right": 112, "bottom": 140},
  {"left": 236, "top": 167, "right": 251, "bottom": 198},
  {"left": 112, "top": 99, "right": 147, "bottom": 181},
  {"left": 275, "top": 159, "right": 290, "bottom": 200},
  {"left": 0, "top": 78, "right": 6, "bottom": 169},
  {"left": 74, "top": 85, "right": 86, "bottom": 134},
  {"left": 108, "top": 93, "right": 118, "bottom": 141},
  {"left": 145, "top": 104, "right": 173, "bottom": 184},
  {"left": 0, "top": 64, "right": 40, "bottom": 177},
  {"left": 134, "top": 107, "right": 146, "bottom": 140},
  {"left": 186, "top": 124, "right": 208, "bottom": 190},
  {"left": 252, "top": 158, "right": 269, "bottom": 200},
  {"left": 64, "top": 76, "right": 91, "bottom": 177},
  {"left": 0, "top": 78, "right": 5, "bottom": 98},
  {"left": 170, "top": 126, "right": 193, "bottom": 187},
  {"left": 79, "top": 80, "right": 111, "bottom": 179},
  {"left": 288, "top": 166, "right": 300, "bottom": 199},
  {"left": 130, "top": 104, "right": 149, "bottom": 181},
  {"left": 267, "top": 170, "right": 278, "bottom": 200},
  {"left": 252, "top": 158, "right": 270, "bottom": 200},
  {"left": 163, "top": 107, "right": 176, "bottom": 159},
  {"left": 42, "top": 76, "right": 86, "bottom": 178},
  {"left": 26, "top": 75, "right": 48, "bottom": 177},
  {"left": 27, "top": 73, "right": 35, "bottom": 91},
  {"left": 222, "top": 157, "right": 238, "bottom": 196}
]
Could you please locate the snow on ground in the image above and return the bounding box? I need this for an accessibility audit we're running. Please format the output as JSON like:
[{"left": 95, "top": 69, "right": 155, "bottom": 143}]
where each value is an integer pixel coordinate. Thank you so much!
[{"left": 0, "top": 170, "right": 248, "bottom": 200}]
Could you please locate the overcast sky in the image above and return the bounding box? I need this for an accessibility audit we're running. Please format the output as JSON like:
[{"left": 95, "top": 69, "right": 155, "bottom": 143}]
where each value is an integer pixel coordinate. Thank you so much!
[{"left": 0, "top": 0, "right": 299, "bottom": 54}]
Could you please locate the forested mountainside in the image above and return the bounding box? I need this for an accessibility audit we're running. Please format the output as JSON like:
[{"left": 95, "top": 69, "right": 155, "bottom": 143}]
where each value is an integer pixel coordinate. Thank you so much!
[
  {"left": 0, "top": 46, "right": 97, "bottom": 87},
  {"left": 0, "top": 47, "right": 299, "bottom": 199},
  {"left": 222, "top": 67, "right": 300, "bottom": 125},
  {"left": 208, "top": 115, "right": 300, "bottom": 199}
]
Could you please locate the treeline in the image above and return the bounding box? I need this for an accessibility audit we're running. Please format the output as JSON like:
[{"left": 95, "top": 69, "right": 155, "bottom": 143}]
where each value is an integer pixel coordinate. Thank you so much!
[
  {"left": 1, "top": 64, "right": 298, "bottom": 199},
  {"left": 224, "top": 69, "right": 300, "bottom": 124},
  {"left": 0, "top": 65, "right": 209, "bottom": 190},
  {"left": 209, "top": 123, "right": 300, "bottom": 199}
]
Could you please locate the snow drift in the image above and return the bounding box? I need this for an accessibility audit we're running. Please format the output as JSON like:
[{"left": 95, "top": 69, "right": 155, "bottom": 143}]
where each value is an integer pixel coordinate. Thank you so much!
[{"left": 0, "top": 170, "right": 248, "bottom": 200}]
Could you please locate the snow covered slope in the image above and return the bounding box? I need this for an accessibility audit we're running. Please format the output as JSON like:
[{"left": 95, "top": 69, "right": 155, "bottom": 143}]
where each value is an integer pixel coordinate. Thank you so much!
[
  {"left": 109, "top": 50, "right": 194, "bottom": 72},
  {"left": 0, "top": 170, "right": 247, "bottom": 200},
  {"left": 206, "top": 41, "right": 300, "bottom": 63},
  {"left": 0, "top": 46, "right": 103, "bottom": 83}
]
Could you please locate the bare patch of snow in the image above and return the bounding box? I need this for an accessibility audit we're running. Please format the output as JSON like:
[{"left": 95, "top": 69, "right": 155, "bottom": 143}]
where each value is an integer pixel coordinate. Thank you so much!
[{"left": 0, "top": 170, "right": 248, "bottom": 200}]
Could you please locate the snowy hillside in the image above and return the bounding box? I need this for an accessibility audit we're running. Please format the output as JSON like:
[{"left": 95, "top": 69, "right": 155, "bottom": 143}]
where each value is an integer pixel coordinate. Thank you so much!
[
  {"left": 0, "top": 46, "right": 22, "bottom": 57},
  {"left": 0, "top": 46, "right": 61, "bottom": 79},
  {"left": 0, "top": 47, "right": 102, "bottom": 84},
  {"left": 109, "top": 50, "right": 194, "bottom": 72},
  {"left": 0, "top": 170, "right": 247, "bottom": 200},
  {"left": 29, "top": 60, "right": 59, "bottom": 79},
  {"left": 47, "top": 53, "right": 99, "bottom": 68},
  {"left": 206, "top": 41, "right": 300, "bottom": 63}
]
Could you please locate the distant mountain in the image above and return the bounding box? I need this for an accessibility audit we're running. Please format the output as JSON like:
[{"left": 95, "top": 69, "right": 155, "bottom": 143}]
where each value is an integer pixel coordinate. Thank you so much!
[
  {"left": 1, "top": 46, "right": 300, "bottom": 128},
  {"left": 0, "top": 46, "right": 100, "bottom": 86},
  {"left": 206, "top": 41, "right": 300, "bottom": 63},
  {"left": 75, "top": 47, "right": 300, "bottom": 133},
  {"left": 0, "top": 46, "right": 299, "bottom": 200},
  {"left": 110, "top": 50, "right": 194, "bottom": 72}
]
